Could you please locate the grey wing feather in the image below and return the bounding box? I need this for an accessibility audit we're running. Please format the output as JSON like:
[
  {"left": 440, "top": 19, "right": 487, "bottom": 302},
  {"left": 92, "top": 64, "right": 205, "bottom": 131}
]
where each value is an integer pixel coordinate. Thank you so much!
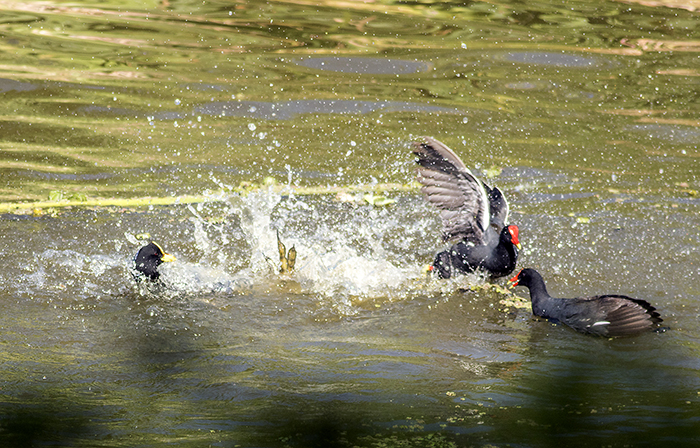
[
  {"left": 569, "top": 295, "right": 661, "bottom": 337},
  {"left": 413, "top": 136, "right": 490, "bottom": 244},
  {"left": 594, "top": 295, "right": 661, "bottom": 336}
]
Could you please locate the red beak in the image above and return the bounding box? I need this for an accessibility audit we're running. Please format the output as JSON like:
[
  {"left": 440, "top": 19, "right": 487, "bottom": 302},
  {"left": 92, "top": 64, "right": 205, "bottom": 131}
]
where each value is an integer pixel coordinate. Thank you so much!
[{"left": 508, "top": 270, "right": 522, "bottom": 287}]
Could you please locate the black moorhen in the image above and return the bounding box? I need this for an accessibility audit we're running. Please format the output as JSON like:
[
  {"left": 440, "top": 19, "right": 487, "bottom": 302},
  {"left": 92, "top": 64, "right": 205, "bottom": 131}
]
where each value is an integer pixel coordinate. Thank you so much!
[
  {"left": 414, "top": 136, "right": 521, "bottom": 279},
  {"left": 509, "top": 268, "right": 663, "bottom": 337},
  {"left": 134, "top": 242, "right": 176, "bottom": 281}
]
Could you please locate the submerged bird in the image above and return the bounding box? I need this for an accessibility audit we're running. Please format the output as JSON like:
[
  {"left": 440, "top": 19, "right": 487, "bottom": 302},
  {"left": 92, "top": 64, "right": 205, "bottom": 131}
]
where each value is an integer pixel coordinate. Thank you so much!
[
  {"left": 133, "top": 242, "right": 176, "bottom": 281},
  {"left": 277, "top": 230, "right": 297, "bottom": 274},
  {"left": 414, "top": 136, "right": 521, "bottom": 279},
  {"left": 509, "top": 268, "right": 663, "bottom": 337}
]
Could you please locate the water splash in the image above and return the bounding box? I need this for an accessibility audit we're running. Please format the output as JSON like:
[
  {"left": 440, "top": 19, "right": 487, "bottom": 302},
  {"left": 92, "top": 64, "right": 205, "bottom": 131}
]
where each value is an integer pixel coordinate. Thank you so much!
[
  {"left": 172, "top": 190, "right": 431, "bottom": 313},
  {"left": 147, "top": 190, "right": 472, "bottom": 309},
  {"left": 7, "top": 189, "right": 495, "bottom": 316}
]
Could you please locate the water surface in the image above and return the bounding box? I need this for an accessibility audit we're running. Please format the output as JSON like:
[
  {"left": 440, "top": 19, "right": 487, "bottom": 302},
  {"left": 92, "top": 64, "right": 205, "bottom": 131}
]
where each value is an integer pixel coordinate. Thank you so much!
[{"left": 0, "top": 0, "right": 699, "bottom": 446}]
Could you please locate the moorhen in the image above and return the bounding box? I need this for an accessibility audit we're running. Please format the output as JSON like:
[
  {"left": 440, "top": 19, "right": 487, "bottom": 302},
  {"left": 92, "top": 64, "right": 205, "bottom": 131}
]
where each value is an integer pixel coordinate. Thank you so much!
[
  {"left": 414, "top": 136, "right": 521, "bottom": 279},
  {"left": 134, "top": 242, "right": 176, "bottom": 281},
  {"left": 509, "top": 268, "right": 663, "bottom": 337}
]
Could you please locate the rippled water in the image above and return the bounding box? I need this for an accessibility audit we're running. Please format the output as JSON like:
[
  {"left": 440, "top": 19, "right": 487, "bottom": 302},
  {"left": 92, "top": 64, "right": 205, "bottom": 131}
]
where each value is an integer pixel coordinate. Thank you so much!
[{"left": 1, "top": 0, "right": 699, "bottom": 446}]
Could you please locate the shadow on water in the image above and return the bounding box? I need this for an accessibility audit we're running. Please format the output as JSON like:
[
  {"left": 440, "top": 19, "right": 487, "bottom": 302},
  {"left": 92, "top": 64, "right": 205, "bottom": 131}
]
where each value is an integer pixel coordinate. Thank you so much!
[
  {"left": 249, "top": 404, "right": 369, "bottom": 448},
  {"left": 481, "top": 326, "right": 700, "bottom": 447},
  {"left": 241, "top": 400, "right": 479, "bottom": 448},
  {"left": 0, "top": 390, "right": 96, "bottom": 447}
]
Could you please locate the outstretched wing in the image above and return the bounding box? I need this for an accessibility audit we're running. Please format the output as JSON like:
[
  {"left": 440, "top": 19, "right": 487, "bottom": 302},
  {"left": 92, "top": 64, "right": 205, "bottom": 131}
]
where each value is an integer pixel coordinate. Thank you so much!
[
  {"left": 484, "top": 183, "right": 509, "bottom": 233},
  {"left": 413, "top": 137, "right": 490, "bottom": 244}
]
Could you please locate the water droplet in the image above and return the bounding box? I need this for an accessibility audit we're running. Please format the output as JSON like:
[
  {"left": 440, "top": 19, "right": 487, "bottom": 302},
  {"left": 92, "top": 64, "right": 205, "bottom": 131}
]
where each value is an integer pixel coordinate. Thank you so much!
[{"left": 248, "top": 123, "right": 257, "bottom": 131}]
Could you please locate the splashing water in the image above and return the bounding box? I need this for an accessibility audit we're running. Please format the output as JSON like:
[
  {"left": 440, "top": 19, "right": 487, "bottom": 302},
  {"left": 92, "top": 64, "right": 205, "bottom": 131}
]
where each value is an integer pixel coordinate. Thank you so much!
[
  {"left": 168, "top": 190, "right": 435, "bottom": 313},
  {"left": 165, "top": 189, "right": 491, "bottom": 312},
  {"left": 6, "top": 188, "right": 493, "bottom": 317}
]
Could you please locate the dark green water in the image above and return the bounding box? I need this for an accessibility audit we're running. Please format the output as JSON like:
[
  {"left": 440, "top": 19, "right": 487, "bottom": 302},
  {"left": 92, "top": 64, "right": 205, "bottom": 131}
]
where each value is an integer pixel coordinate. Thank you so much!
[{"left": 0, "top": 1, "right": 699, "bottom": 446}]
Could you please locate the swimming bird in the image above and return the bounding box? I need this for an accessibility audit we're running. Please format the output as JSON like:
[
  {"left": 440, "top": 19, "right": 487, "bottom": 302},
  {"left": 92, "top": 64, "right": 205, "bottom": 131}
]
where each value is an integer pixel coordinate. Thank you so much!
[
  {"left": 509, "top": 268, "right": 663, "bottom": 337},
  {"left": 133, "top": 242, "right": 176, "bottom": 281},
  {"left": 414, "top": 136, "right": 521, "bottom": 279}
]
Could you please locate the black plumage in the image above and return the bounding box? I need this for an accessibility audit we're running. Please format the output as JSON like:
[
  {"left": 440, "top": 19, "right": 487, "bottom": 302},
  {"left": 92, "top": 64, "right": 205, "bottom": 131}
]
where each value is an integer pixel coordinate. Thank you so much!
[
  {"left": 133, "top": 242, "right": 176, "bottom": 281},
  {"left": 509, "top": 268, "right": 663, "bottom": 337},
  {"left": 414, "top": 136, "right": 521, "bottom": 279}
]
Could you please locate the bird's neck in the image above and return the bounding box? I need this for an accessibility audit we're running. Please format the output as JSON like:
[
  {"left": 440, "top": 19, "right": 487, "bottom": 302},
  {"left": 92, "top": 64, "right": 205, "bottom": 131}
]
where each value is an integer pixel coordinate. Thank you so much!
[
  {"left": 495, "top": 234, "right": 518, "bottom": 267},
  {"left": 498, "top": 231, "right": 517, "bottom": 255},
  {"left": 526, "top": 277, "right": 552, "bottom": 309}
]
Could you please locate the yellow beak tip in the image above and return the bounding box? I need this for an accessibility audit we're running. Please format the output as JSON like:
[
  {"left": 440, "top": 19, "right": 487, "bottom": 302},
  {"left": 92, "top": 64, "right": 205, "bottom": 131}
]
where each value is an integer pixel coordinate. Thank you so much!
[{"left": 161, "top": 253, "right": 176, "bottom": 263}]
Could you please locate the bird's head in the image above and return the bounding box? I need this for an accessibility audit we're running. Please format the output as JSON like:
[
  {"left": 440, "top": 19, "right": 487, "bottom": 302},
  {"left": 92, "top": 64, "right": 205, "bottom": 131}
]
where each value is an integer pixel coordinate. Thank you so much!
[
  {"left": 503, "top": 224, "right": 521, "bottom": 250},
  {"left": 134, "top": 242, "right": 176, "bottom": 280},
  {"left": 508, "top": 268, "right": 539, "bottom": 289}
]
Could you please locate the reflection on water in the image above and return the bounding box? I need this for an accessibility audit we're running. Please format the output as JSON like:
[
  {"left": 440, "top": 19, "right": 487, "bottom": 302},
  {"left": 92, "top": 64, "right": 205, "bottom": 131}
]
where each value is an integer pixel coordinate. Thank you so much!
[
  {"left": 504, "top": 51, "right": 607, "bottom": 67},
  {"left": 628, "top": 123, "right": 700, "bottom": 144},
  {"left": 0, "top": 0, "right": 699, "bottom": 446},
  {"left": 294, "top": 56, "right": 432, "bottom": 74},
  {"left": 192, "top": 100, "right": 465, "bottom": 120},
  {"left": 0, "top": 78, "right": 39, "bottom": 93},
  {"left": 77, "top": 99, "right": 465, "bottom": 120}
]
